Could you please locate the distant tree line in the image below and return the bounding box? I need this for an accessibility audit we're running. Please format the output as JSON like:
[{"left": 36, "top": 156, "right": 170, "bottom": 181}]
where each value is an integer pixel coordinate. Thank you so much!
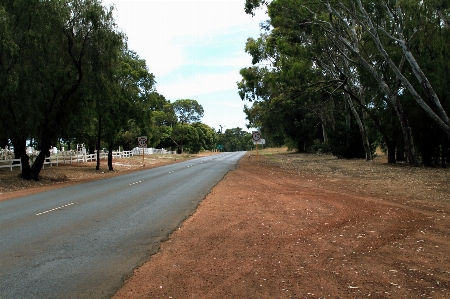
[{"left": 239, "top": 0, "right": 450, "bottom": 167}]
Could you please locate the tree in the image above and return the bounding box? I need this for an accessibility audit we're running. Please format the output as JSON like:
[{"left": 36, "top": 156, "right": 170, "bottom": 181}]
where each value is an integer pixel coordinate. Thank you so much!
[
  {"left": 171, "top": 99, "right": 204, "bottom": 153},
  {"left": 0, "top": 0, "right": 149, "bottom": 178},
  {"left": 100, "top": 48, "right": 155, "bottom": 170},
  {"left": 0, "top": 0, "right": 127, "bottom": 179},
  {"left": 217, "top": 128, "right": 253, "bottom": 152},
  {"left": 147, "top": 93, "right": 177, "bottom": 148},
  {"left": 189, "top": 123, "right": 218, "bottom": 153},
  {"left": 0, "top": 0, "right": 44, "bottom": 178},
  {"left": 242, "top": 0, "right": 449, "bottom": 165}
]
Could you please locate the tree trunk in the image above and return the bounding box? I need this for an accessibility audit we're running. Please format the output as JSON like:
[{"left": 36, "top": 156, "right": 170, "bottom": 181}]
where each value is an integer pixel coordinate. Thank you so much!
[
  {"left": 96, "top": 115, "right": 101, "bottom": 170},
  {"left": 342, "top": 38, "right": 419, "bottom": 165},
  {"left": 347, "top": 97, "right": 372, "bottom": 160},
  {"left": 108, "top": 145, "right": 113, "bottom": 171},
  {"left": 325, "top": 2, "right": 434, "bottom": 166},
  {"left": 322, "top": 123, "right": 328, "bottom": 144},
  {"left": 396, "top": 142, "right": 405, "bottom": 162},
  {"left": 30, "top": 138, "right": 51, "bottom": 181},
  {"left": 15, "top": 141, "right": 32, "bottom": 180},
  {"left": 356, "top": 0, "right": 450, "bottom": 137},
  {"left": 391, "top": 98, "right": 419, "bottom": 166},
  {"left": 442, "top": 132, "right": 448, "bottom": 168},
  {"left": 387, "top": 141, "right": 397, "bottom": 164}
]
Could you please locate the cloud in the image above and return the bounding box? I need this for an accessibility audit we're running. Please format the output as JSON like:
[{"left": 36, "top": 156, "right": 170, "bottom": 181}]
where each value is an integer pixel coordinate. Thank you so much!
[
  {"left": 102, "top": 0, "right": 266, "bottom": 130},
  {"left": 105, "top": 0, "right": 266, "bottom": 76},
  {"left": 156, "top": 71, "right": 242, "bottom": 99}
]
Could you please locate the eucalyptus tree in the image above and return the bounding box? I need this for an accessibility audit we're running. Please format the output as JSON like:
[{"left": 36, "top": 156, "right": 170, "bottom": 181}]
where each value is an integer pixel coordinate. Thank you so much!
[
  {"left": 315, "top": 0, "right": 449, "bottom": 165},
  {"left": 217, "top": 128, "right": 252, "bottom": 152},
  {"left": 238, "top": 41, "right": 324, "bottom": 152},
  {"left": 171, "top": 99, "right": 204, "bottom": 153},
  {"left": 99, "top": 48, "right": 155, "bottom": 170},
  {"left": 244, "top": 0, "right": 450, "bottom": 165},
  {"left": 148, "top": 93, "right": 177, "bottom": 148},
  {"left": 239, "top": 11, "right": 361, "bottom": 154},
  {"left": 188, "top": 123, "right": 218, "bottom": 153}
]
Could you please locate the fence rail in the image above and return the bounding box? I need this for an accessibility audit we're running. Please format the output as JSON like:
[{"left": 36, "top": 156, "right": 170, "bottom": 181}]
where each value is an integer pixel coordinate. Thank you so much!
[
  {"left": 0, "top": 159, "right": 22, "bottom": 171},
  {"left": 0, "top": 149, "right": 174, "bottom": 171}
]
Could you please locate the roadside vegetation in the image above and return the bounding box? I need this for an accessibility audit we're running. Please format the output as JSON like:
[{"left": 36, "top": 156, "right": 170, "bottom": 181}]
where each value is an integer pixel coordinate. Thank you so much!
[
  {"left": 2, "top": 0, "right": 449, "bottom": 183},
  {"left": 0, "top": 0, "right": 252, "bottom": 181},
  {"left": 239, "top": 0, "right": 450, "bottom": 167}
]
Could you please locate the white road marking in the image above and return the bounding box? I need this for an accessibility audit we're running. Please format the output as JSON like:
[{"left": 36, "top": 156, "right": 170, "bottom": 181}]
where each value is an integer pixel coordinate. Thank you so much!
[
  {"left": 130, "top": 180, "right": 143, "bottom": 186},
  {"left": 36, "top": 203, "right": 75, "bottom": 216}
]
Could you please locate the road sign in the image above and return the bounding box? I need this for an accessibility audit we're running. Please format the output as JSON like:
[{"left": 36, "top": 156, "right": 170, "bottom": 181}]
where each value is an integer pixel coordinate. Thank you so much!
[
  {"left": 252, "top": 131, "right": 261, "bottom": 142},
  {"left": 252, "top": 139, "right": 265, "bottom": 145},
  {"left": 138, "top": 136, "right": 147, "bottom": 148}
]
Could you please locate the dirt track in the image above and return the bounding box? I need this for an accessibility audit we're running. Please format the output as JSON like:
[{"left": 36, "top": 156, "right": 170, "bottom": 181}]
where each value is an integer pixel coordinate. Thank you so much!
[
  {"left": 1, "top": 150, "right": 449, "bottom": 298},
  {"left": 113, "top": 151, "right": 449, "bottom": 299}
]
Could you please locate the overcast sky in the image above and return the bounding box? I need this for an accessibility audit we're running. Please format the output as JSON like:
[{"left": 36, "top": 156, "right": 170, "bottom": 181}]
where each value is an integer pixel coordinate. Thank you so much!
[{"left": 101, "top": 0, "right": 267, "bottom": 132}]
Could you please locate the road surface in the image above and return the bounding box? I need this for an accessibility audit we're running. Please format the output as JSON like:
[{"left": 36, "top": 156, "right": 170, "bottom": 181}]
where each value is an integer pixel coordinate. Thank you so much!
[{"left": 0, "top": 152, "right": 244, "bottom": 298}]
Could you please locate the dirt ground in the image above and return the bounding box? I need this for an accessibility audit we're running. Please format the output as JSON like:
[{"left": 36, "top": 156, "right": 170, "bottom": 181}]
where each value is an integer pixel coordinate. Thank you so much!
[{"left": 1, "top": 149, "right": 449, "bottom": 298}]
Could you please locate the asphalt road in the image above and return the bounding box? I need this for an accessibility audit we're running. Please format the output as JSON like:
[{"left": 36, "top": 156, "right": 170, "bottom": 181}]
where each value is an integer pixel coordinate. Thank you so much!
[{"left": 0, "top": 152, "right": 245, "bottom": 298}]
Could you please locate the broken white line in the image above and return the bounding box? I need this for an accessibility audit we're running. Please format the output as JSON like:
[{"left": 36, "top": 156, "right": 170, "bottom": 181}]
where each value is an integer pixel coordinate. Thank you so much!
[{"left": 36, "top": 203, "right": 75, "bottom": 216}]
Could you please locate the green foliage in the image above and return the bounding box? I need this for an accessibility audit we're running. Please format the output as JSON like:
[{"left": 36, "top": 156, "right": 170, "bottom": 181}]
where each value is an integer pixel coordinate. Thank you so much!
[
  {"left": 239, "top": 0, "right": 450, "bottom": 165},
  {"left": 217, "top": 128, "right": 252, "bottom": 152},
  {"left": 160, "top": 99, "right": 205, "bottom": 153},
  {"left": 0, "top": 0, "right": 231, "bottom": 178},
  {"left": 187, "top": 123, "right": 218, "bottom": 153},
  {"left": 172, "top": 99, "right": 204, "bottom": 125}
]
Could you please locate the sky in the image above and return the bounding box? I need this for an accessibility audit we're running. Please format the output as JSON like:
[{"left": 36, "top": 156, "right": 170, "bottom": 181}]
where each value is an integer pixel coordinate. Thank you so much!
[{"left": 101, "top": 0, "right": 267, "bottom": 133}]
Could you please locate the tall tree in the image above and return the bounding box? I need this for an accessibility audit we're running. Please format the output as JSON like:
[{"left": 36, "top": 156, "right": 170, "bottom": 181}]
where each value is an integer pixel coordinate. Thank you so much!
[
  {"left": 243, "top": 0, "right": 450, "bottom": 165},
  {"left": 171, "top": 99, "right": 204, "bottom": 153},
  {"left": 189, "top": 123, "right": 218, "bottom": 153},
  {"left": 0, "top": 0, "right": 127, "bottom": 179},
  {"left": 217, "top": 128, "right": 253, "bottom": 152}
]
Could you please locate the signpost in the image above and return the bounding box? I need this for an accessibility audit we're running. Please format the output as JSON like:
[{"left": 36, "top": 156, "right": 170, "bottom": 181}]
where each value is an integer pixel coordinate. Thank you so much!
[
  {"left": 252, "top": 131, "right": 261, "bottom": 156},
  {"left": 138, "top": 136, "right": 147, "bottom": 166},
  {"left": 252, "top": 139, "right": 265, "bottom": 145}
]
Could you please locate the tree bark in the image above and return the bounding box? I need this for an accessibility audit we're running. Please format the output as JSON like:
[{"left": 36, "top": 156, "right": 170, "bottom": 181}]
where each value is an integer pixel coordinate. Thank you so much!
[
  {"left": 96, "top": 115, "right": 101, "bottom": 170},
  {"left": 391, "top": 97, "right": 419, "bottom": 166},
  {"left": 30, "top": 138, "right": 51, "bottom": 181},
  {"left": 356, "top": 0, "right": 450, "bottom": 138},
  {"left": 15, "top": 140, "right": 32, "bottom": 180},
  {"left": 350, "top": 46, "right": 419, "bottom": 165},
  {"left": 325, "top": 2, "right": 433, "bottom": 166},
  {"left": 346, "top": 96, "right": 372, "bottom": 161},
  {"left": 108, "top": 145, "right": 113, "bottom": 171},
  {"left": 387, "top": 141, "right": 397, "bottom": 164}
]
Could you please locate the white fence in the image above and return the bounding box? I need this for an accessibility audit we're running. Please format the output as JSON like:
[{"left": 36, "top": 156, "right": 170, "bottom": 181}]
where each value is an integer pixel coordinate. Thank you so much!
[
  {"left": 131, "top": 147, "right": 176, "bottom": 155},
  {"left": 0, "top": 148, "right": 175, "bottom": 171}
]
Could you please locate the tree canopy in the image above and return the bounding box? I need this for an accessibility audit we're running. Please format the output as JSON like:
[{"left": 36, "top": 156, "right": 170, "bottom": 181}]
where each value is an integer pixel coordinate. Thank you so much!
[
  {"left": 239, "top": 0, "right": 450, "bottom": 166},
  {"left": 0, "top": 1, "right": 226, "bottom": 180}
]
